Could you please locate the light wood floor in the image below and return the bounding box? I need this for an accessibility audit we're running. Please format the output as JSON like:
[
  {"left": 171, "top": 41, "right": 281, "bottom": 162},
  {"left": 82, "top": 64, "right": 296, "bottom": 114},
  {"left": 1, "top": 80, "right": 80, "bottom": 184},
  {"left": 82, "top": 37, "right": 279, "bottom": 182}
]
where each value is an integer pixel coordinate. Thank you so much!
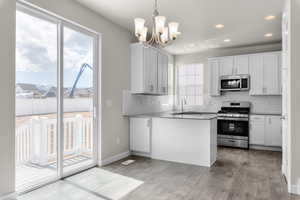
[
  {"left": 17, "top": 148, "right": 300, "bottom": 200},
  {"left": 104, "top": 148, "right": 300, "bottom": 200}
]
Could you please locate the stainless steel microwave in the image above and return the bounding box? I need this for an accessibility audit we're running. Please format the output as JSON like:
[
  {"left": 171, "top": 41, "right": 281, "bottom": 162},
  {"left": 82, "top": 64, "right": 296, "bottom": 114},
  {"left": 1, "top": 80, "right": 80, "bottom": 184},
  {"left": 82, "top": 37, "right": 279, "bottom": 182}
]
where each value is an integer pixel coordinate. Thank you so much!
[{"left": 220, "top": 75, "right": 250, "bottom": 91}]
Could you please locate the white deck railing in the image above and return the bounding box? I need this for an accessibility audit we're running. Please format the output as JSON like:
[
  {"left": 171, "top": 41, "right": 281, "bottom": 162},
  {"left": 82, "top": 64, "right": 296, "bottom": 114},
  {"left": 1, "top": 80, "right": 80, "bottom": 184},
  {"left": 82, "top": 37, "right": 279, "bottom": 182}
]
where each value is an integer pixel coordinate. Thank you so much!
[{"left": 16, "top": 114, "right": 93, "bottom": 165}]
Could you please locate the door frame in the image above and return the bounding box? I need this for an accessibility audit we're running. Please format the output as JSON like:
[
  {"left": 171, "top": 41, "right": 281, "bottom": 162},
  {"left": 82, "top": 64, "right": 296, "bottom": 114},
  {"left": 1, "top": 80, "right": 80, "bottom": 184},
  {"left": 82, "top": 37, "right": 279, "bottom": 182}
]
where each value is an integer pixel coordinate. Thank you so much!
[
  {"left": 59, "top": 21, "right": 100, "bottom": 178},
  {"left": 16, "top": 0, "right": 101, "bottom": 193}
]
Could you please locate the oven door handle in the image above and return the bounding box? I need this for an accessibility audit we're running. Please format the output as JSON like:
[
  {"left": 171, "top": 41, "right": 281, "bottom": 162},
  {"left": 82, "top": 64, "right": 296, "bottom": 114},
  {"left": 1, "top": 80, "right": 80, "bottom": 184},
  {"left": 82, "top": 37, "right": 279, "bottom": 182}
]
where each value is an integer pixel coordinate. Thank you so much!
[{"left": 217, "top": 117, "right": 249, "bottom": 121}]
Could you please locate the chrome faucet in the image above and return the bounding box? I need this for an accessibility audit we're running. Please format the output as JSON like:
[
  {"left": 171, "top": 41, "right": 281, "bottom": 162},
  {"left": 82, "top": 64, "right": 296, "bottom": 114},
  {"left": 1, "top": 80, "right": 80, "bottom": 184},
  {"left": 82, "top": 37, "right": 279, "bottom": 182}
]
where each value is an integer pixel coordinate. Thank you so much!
[{"left": 180, "top": 97, "right": 187, "bottom": 113}]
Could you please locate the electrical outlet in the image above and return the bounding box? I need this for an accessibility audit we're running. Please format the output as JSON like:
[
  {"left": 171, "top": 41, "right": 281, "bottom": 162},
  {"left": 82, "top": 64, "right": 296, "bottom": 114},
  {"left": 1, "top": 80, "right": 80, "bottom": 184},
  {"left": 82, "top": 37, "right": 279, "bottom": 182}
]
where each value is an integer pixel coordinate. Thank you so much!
[{"left": 116, "top": 137, "right": 120, "bottom": 145}]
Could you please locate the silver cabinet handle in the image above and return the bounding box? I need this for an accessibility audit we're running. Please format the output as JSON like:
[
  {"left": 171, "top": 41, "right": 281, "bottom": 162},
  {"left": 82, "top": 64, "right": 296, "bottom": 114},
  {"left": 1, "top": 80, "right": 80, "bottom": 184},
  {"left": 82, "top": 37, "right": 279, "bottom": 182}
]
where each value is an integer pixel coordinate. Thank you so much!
[
  {"left": 150, "top": 85, "right": 154, "bottom": 92},
  {"left": 162, "top": 87, "right": 167, "bottom": 93}
]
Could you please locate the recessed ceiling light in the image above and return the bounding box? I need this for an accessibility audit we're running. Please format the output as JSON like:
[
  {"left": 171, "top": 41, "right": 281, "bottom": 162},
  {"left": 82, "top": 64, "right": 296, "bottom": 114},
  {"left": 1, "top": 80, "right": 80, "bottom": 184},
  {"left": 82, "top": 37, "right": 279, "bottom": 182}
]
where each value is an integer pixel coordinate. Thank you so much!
[
  {"left": 264, "top": 33, "right": 273, "bottom": 37},
  {"left": 264, "top": 15, "right": 276, "bottom": 20},
  {"left": 215, "top": 24, "right": 224, "bottom": 29},
  {"left": 224, "top": 39, "right": 231, "bottom": 42}
]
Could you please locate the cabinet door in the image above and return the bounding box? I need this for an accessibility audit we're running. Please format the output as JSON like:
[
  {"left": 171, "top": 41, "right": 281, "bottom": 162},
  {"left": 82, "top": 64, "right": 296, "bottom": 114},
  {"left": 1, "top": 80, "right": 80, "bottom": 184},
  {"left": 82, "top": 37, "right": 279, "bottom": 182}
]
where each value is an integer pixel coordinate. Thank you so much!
[
  {"left": 265, "top": 116, "right": 282, "bottom": 147},
  {"left": 249, "top": 54, "right": 264, "bottom": 95},
  {"left": 130, "top": 44, "right": 145, "bottom": 93},
  {"left": 263, "top": 53, "right": 280, "bottom": 95},
  {"left": 157, "top": 52, "right": 168, "bottom": 95},
  {"left": 249, "top": 115, "right": 265, "bottom": 145},
  {"left": 220, "top": 56, "right": 234, "bottom": 76},
  {"left": 144, "top": 47, "right": 158, "bottom": 94},
  {"left": 130, "top": 118, "right": 151, "bottom": 153},
  {"left": 235, "top": 55, "right": 249, "bottom": 75},
  {"left": 209, "top": 59, "right": 220, "bottom": 96}
]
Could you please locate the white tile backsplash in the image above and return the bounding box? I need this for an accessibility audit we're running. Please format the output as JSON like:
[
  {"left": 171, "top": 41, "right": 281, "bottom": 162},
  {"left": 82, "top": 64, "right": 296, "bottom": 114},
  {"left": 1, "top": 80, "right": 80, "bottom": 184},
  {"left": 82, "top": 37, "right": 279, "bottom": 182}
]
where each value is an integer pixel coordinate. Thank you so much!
[
  {"left": 123, "top": 90, "right": 282, "bottom": 115},
  {"left": 184, "top": 91, "right": 282, "bottom": 114},
  {"left": 122, "top": 90, "right": 173, "bottom": 115}
]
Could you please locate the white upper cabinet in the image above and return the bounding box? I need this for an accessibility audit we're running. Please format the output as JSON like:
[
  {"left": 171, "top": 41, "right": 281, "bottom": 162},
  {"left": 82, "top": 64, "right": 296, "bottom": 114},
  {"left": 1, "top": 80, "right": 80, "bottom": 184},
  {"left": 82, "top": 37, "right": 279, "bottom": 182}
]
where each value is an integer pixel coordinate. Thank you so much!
[
  {"left": 157, "top": 51, "right": 168, "bottom": 95},
  {"left": 144, "top": 47, "right": 158, "bottom": 94},
  {"left": 208, "top": 58, "right": 220, "bottom": 96},
  {"left": 235, "top": 55, "right": 249, "bottom": 75},
  {"left": 219, "top": 56, "right": 234, "bottom": 76},
  {"left": 263, "top": 52, "right": 281, "bottom": 95},
  {"left": 249, "top": 51, "right": 281, "bottom": 96},
  {"left": 208, "top": 51, "right": 281, "bottom": 97},
  {"left": 249, "top": 54, "right": 264, "bottom": 95},
  {"left": 131, "top": 43, "right": 168, "bottom": 95},
  {"left": 219, "top": 55, "right": 249, "bottom": 76}
]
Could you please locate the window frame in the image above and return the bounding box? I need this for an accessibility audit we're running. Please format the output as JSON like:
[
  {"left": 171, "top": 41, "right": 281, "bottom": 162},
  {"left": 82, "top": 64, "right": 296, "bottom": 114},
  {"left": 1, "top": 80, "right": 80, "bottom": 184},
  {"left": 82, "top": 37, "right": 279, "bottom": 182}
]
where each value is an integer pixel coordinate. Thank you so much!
[{"left": 175, "top": 63, "right": 204, "bottom": 107}]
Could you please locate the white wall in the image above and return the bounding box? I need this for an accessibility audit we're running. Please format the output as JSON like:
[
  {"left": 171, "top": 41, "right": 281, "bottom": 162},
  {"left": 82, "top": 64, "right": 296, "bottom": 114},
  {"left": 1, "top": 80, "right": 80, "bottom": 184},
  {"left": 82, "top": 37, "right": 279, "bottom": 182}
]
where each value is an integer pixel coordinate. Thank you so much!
[
  {"left": 289, "top": 0, "right": 300, "bottom": 194},
  {"left": 0, "top": 0, "right": 15, "bottom": 196},
  {"left": 22, "top": 0, "right": 134, "bottom": 164},
  {"left": 175, "top": 43, "right": 282, "bottom": 114}
]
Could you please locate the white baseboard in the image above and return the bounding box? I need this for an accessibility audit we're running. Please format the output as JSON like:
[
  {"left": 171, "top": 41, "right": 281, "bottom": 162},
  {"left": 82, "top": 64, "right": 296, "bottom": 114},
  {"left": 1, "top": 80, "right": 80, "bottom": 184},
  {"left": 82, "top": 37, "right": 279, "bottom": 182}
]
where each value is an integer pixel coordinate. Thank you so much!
[
  {"left": 250, "top": 145, "right": 282, "bottom": 152},
  {"left": 0, "top": 192, "right": 16, "bottom": 200},
  {"left": 99, "top": 151, "right": 130, "bottom": 166},
  {"left": 131, "top": 151, "right": 151, "bottom": 158}
]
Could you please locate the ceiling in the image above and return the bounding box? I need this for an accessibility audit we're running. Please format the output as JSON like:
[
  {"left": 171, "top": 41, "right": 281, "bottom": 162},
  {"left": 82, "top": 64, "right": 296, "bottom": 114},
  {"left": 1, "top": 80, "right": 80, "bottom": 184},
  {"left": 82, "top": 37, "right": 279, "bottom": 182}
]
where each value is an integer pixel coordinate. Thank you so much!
[{"left": 75, "top": 0, "right": 283, "bottom": 55}]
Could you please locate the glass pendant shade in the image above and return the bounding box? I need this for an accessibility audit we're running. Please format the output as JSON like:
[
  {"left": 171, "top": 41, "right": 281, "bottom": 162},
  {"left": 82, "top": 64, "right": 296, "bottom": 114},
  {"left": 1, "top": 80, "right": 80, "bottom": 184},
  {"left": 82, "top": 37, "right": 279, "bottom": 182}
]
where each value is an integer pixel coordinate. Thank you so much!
[
  {"left": 140, "top": 27, "right": 148, "bottom": 42},
  {"left": 134, "top": 18, "right": 145, "bottom": 36},
  {"left": 161, "top": 27, "right": 169, "bottom": 43},
  {"left": 169, "top": 22, "right": 180, "bottom": 39},
  {"left": 155, "top": 16, "right": 166, "bottom": 34}
]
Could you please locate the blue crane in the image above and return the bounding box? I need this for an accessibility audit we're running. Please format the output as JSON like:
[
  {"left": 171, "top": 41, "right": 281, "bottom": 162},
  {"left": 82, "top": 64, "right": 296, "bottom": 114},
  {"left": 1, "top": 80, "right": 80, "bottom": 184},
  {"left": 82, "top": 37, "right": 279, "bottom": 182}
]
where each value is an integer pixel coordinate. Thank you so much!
[{"left": 69, "top": 63, "right": 93, "bottom": 98}]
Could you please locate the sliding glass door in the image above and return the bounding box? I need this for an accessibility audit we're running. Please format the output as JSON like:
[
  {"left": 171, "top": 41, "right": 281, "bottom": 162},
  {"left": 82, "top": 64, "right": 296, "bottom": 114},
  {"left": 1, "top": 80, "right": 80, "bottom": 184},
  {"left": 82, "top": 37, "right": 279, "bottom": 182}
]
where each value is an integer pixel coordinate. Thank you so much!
[
  {"left": 16, "top": 4, "right": 99, "bottom": 192},
  {"left": 62, "top": 25, "right": 97, "bottom": 175}
]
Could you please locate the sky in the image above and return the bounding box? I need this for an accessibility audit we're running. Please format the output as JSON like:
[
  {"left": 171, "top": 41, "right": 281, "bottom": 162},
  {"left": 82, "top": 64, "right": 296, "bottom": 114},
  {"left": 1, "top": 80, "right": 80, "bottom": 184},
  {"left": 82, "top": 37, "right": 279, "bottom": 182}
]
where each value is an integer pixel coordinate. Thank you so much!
[{"left": 16, "top": 11, "right": 94, "bottom": 88}]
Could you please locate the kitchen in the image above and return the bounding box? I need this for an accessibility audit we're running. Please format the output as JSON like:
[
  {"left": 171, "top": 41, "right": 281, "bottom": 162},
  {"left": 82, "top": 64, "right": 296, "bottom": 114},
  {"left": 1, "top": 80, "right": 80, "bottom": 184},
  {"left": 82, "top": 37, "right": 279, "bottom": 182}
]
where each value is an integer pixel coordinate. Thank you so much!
[
  {"left": 124, "top": 43, "right": 283, "bottom": 167},
  {"left": 2, "top": 0, "right": 300, "bottom": 199}
]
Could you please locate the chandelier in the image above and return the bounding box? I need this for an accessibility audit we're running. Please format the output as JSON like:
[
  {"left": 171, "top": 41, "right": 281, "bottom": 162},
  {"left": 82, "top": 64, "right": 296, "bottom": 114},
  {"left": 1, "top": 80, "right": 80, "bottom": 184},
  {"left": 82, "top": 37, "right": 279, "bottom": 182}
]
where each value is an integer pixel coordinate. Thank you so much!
[{"left": 134, "top": 0, "right": 181, "bottom": 47}]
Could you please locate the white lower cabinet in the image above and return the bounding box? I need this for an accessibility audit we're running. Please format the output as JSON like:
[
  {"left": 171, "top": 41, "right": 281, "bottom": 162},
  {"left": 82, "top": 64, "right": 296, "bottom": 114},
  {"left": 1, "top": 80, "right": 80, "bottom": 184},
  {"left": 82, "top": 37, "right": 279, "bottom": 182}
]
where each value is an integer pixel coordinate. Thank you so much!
[
  {"left": 250, "top": 115, "right": 282, "bottom": 148},
  {"left": 265, "top": 116, "right": 282, "bottom": 147},
  {"left": 249, "top": 116, "right": 265, "bottom": 145},
  {"left": 130, "top": 117, "right": 151, "bottom": 153}
]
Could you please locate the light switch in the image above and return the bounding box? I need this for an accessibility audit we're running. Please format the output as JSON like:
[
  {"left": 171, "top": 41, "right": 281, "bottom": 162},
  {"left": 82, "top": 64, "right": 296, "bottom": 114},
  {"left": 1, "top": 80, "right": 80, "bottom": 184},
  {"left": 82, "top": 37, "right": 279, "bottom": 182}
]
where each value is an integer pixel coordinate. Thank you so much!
[{"left": 105, "top": 99, "right": 113, "bottom": 107}]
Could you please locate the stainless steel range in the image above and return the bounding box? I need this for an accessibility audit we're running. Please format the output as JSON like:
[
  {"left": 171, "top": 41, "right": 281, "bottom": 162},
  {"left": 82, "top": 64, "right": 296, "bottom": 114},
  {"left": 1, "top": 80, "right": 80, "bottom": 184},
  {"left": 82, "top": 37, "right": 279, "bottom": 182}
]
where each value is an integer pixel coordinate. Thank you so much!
[{"left": 217, "top": 101, "right": 251, "bottom": 149}]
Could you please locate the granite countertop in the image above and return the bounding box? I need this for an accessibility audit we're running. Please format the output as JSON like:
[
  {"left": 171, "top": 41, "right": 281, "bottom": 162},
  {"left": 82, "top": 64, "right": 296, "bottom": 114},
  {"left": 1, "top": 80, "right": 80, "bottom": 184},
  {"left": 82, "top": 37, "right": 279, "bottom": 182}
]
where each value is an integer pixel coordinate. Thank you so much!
[
  {"left": 126, "top": 111, "right": 218, "bottom": 120},
  {"left": 250, "top": 113, "right": 282, "bottom": 116}
]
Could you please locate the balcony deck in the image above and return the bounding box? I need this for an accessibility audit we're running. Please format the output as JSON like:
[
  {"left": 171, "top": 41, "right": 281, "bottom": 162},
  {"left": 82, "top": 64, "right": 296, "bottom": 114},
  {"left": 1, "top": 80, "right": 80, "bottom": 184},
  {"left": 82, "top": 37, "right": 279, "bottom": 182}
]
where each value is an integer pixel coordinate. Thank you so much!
[
  {"left": 16, "top": 112, "right": 94, "bottom": 191},
  {"left": 16, "top": 155, "right": 94, "bottom": 191}
]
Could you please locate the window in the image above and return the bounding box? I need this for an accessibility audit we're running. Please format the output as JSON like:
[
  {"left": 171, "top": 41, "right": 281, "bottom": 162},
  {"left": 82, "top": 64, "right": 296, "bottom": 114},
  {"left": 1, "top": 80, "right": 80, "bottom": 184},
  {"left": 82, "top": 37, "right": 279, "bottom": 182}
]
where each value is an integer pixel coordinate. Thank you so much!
[{"left": 177, "top": 63, "right": 204, "bottom": 106}]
